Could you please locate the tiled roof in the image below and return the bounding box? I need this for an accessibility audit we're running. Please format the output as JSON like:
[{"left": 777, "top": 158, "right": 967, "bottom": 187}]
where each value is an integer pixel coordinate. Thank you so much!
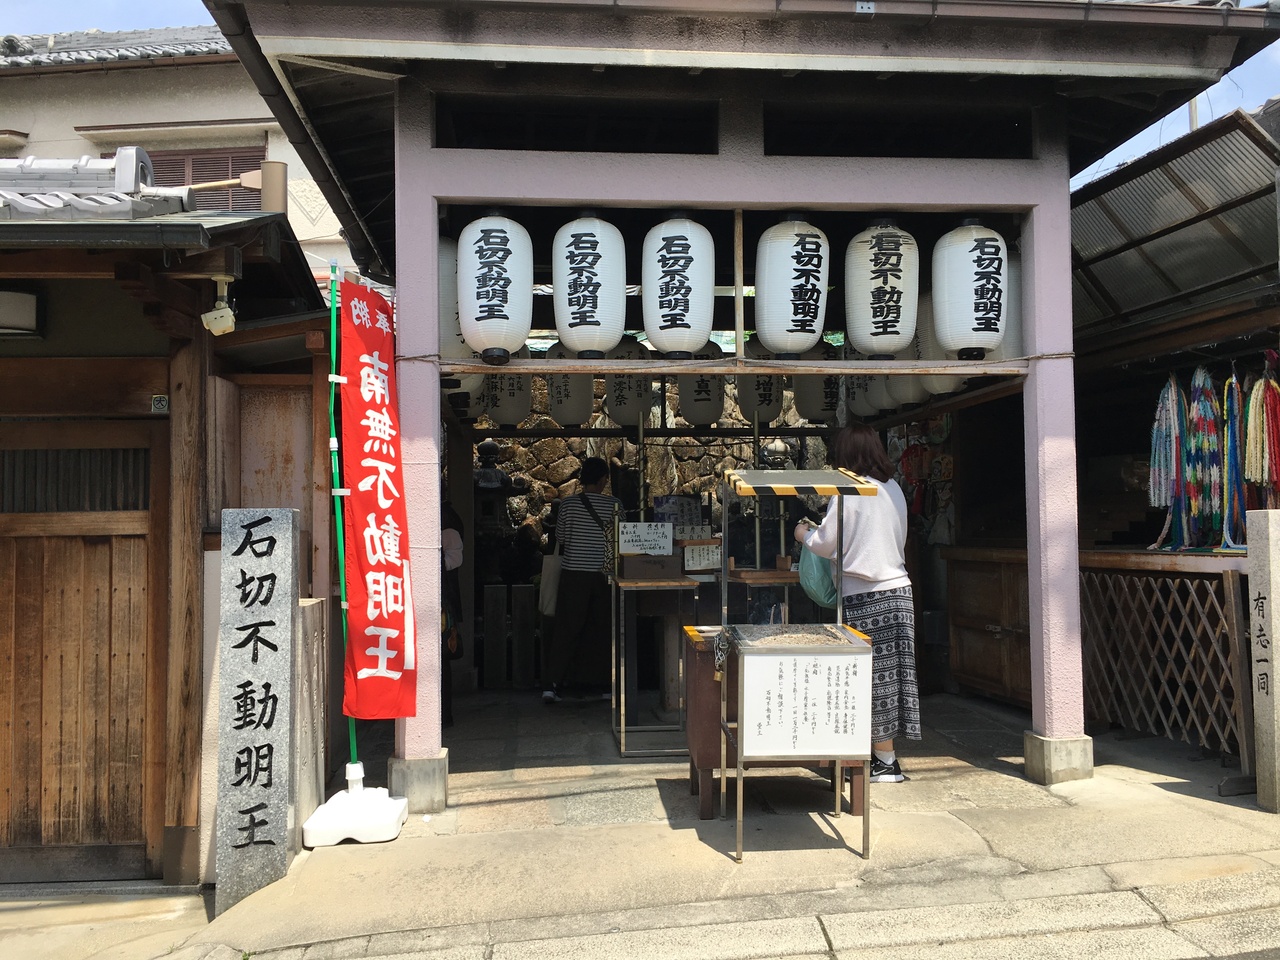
[
  {"left": 0, "top": 149, "right": 193, "bottom": 220},
  {"left": 0, "top": 26, "right": 229, "bottom": 70}
]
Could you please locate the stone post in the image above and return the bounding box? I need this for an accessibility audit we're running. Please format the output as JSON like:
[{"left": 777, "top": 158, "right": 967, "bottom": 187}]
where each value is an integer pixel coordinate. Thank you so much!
[{"left": 1247, "top": 510, "right": 1280, "bottom": 812}]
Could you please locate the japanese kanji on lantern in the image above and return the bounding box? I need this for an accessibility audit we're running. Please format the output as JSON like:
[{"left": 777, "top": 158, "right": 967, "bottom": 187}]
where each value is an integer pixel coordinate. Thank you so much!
[
  {"left": 677, "top": 338, "right": 725, "bottom": 427},
  {"left": 794, "top": 340, "right": 841, "bottom": 425},
  {"left": 553, "top": 215, "right": 626, "bottom": 359},
  {"left": 605, "top": 334, "right": 652, "bottom": 426},
  {"left": 458, "top": 214, "right": 533, "bottom": 364},
  {"left": 932, "top": 219, "right": 1008, "bottom": 360},
  {"left": 543, "top": 340, "right": 594, "bottom": 427},
  {"left": 737, "top": 333, "right": 783, "bottom": 425},
  {"left": 485, "top": 345, "right": 532, "bottom": 427},
  {"left": 642, "top": 217, "right": 715, "bottom": 359},
  {"left": 438, "top": 236, "right": 485, "bottom": 402},
  {"left": 845, "top": 219, "right": 919, "bottom": 358},
  {"left": 339, "top": 280, "right": 416, "bottom": 719},
  {"left": 754, "top": 218, "right": 829, "bottom": 358}
]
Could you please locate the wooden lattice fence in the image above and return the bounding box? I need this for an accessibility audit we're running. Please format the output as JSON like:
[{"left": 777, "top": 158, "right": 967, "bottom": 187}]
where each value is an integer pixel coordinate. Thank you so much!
[{"left": 1079, "top": 557, "right": 1253, "bottom": 773}]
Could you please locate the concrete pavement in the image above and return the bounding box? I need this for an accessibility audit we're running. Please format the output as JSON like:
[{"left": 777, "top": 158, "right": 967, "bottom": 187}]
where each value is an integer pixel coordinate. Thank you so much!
[{"left": 5, "top": 692, "right": 1280, "bottom": 959}]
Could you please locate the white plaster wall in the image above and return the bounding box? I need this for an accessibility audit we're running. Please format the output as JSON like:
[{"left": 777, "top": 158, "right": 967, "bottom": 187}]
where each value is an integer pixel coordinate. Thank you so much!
[{"left": 1, "top": 62, "right": 352, "bottom": 274}]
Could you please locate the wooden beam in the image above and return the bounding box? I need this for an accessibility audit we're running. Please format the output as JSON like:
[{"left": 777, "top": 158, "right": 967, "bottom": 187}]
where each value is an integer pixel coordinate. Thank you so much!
[
  {"left": 213, "top": 314, "right": 328, "bottom": 349},
  {"left": 224, "top": 373, "right": 311, "bottom": 387},
  {"left": 0, "top": 249, "right": 136, "bottom": 279},
  {"left": 1077, "top": 304, "right": 1280, "bottom": 372},
  {"left": 115, "top": 262, "right": 202, "bottom": 321},
  {"left": 0, "top": 358, "right": 168, "bottom": 418},
  {"left": 159, "top": 246, "right": 242, "bottom": 281},
  {"left": 143, "top": 302, "right": 198, "bottom": 341},
  {"left": 0, "top": 512, "right": 150, "bottom": 537},
  {"left": 165, "top": 339, "right": 206, "bottom": 831}
]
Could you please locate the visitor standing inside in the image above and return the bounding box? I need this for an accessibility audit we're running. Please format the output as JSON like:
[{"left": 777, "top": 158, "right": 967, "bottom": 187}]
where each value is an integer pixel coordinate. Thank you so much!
[
  {"left": 441, "top": 500, "right": 464, "bottom": 728},
  {"left": 793, "top": 422, "right": 921, "bottom": 782},
  {"left": 544, "top": 457, "right": 620, "bottom": 703}
]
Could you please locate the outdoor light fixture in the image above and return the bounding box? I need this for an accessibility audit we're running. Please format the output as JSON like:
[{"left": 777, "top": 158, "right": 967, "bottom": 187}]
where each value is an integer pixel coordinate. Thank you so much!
[
  {"left": 0, "top": 290, "right": 40, "bottom": 337},
  {"left": 201, "top": 276, "right": 236, "bottom": 336}
]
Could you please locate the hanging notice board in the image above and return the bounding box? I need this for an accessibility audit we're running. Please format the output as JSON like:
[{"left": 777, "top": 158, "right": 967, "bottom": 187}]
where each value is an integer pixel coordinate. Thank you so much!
[{"left": 732, "top": 624, "right": 872, "bottom": 761}]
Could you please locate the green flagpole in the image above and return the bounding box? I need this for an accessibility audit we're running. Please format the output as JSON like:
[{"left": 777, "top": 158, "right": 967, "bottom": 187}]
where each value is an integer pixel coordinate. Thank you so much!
[{"left": 327, "top": 260, "right": 358, "bottom": 765}]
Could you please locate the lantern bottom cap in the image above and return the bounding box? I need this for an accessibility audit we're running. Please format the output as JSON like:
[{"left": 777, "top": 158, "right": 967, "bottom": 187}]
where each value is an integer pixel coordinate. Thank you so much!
[
  {"left": 577, "top": 350, "right": 605, "bottom": 359},
  {"left": 957, "top": 348, "right": 986, "bottom": 360},
  {"left": 868, "top": 354, "right": 894, "bottom": 360},
  {"left": 665, "top": 351, "right": 693, "bottom": 360},
  {"left": 481, "top": 347, "right": 511, "bottom": 365},
  {"left": 774, "top": 352, "right": 800, "bottom": 360}
]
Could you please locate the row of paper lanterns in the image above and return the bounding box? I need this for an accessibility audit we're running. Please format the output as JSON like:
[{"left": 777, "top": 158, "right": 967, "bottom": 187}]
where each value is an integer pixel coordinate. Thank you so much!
[
  {"left": 442, "top": 214, "right": 1015, "bottom": 370},
  {"left": 458, "top": 286, "right": 1023, "bottom": 428}
]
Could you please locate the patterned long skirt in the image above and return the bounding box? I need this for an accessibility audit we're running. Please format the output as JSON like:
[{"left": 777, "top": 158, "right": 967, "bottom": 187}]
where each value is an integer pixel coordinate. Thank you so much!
[{"left": 842, "top": 585, "right": 921, "bottom": 743}]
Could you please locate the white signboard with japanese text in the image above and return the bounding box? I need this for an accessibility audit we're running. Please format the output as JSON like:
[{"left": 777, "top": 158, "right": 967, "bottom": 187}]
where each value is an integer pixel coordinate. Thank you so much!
[
  {"left": 683, "top": 543, "right": 722, "bottom": 571},
  {"left": 654, "top": 495, "right": 702, "bottom": 527},
  {"left": 735, "top": 627, "right": 871, "bottom": 760},
  {"left": 618, "top": 521, "right": 673, "bottom": 556}
]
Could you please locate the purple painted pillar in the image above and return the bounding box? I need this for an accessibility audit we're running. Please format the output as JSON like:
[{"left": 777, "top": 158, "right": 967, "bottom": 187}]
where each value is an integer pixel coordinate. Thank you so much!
[
  {"left": 388, "top": 82, "right": 449, "bottom": 811},
  {"left": 1020, "top": 112, "right": 1092, "bottom": 784}
]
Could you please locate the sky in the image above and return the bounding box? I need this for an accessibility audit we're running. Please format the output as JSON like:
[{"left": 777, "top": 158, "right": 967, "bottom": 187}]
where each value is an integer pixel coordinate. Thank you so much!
[{"left": 6, "top": 0, "right": 1278, "bottom": 189}]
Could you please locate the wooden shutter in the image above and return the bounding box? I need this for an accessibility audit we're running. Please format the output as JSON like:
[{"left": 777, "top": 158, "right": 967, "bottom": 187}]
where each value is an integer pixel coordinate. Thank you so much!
[{"left": 145, "top": 147, "right": 266, "bottom": 211}]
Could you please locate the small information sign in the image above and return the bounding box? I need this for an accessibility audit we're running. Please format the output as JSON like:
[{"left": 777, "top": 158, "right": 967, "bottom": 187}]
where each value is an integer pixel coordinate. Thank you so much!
[
  {"left": 618, "top": 521, "right": 673, "bottom": 556},
  {"left": 653, "top": 495, "right": 702, "bottom": 527},
  {"left": 684, "top": 543, "right": 722, "bottom": 571}
]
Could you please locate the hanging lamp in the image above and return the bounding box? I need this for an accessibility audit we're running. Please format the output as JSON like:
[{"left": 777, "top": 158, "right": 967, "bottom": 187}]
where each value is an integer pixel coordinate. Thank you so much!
[
  {"left": 543, "top": 340, "right": 594, "bottom": 427},
  {"left": 677, "top": 338, "right": 726, "bottom": 427},
  {"left": 552, "top": 215, "right": 626, "bottom": 359},
  {"left": 845, "top": 219, "right": 919, "bottom": 359},
  {"left": 458, "top": 214, "right": 533, "bottom": 364},
  {"left": 754, "top": 218, "right": 828, "bottom": 358},
  {"left": 642, "top": 217, "right": 715, "bottom": 359},
  {"left": 932, "top": 219, "right": 1008, "bottom": 360}
]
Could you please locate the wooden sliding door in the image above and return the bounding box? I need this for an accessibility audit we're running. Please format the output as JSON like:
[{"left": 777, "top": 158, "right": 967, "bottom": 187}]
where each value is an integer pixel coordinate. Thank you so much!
[{"left": 0, "top": 420, "right": 168, "bottom": 881}]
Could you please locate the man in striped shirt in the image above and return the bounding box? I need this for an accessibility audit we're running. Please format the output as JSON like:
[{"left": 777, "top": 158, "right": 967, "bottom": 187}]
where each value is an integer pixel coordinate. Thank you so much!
[{"left": 544, "top": 456, "right": 620, "bottom": 702}]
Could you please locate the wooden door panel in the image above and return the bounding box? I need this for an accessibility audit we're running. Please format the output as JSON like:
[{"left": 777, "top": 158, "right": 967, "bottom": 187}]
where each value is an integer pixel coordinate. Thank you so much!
[
  {"left": 10, "top": 538, "right": 43, "bottom": 847},
  {"left": 109, "top": 537, "right": 147, "bottom": 845},
  {"left": 949, "top": 563, "right": 1005, "bottom": 624},
  {"left": 0, "top": 418, "right": 165, "bottom": 881}
]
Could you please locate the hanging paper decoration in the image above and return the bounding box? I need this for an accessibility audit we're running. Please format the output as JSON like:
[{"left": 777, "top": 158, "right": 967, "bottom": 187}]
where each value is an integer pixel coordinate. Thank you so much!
[
  {"left": 918, "top": 293, "right": 965, "bottom": 395},
  {"left": 933, "top": 219, "right": 1008, "bottom": 360},
  {"left": 843, "top": 343, "right": 878, "bottom": 419},
  {"left": 845, "top": 219, "right": 919, "bottom": 358},
  {"left": 605, "top": 335, "right": 652, "bottom": 426},
  {"left": 485, "top": 345, "right": 532, "bottom": 426},
  {"left": 1221, "top": 373, "right": 1245, "bottom": 548},
  {"left": 677, "top": 338, "right": 725, "bottom": 427},
  {"left": 887, "top": 338, "right": 929, "bottom": 407},
  {"left": 1148, "top": 373, "right": 1189, "bottom": 550},
  {"left": 543, "top": 340, "right": 594, "bottom": 427},
  {"left": 1184, "top": 367, "right": 1222, "bottom": 548},
  {"left": 754, "top": 219, "right": 829, "bottom": 357},
  {"left": 737, "top": 333, "right": 784, "bottom": 424},
  {"left": 339, "top": 280, "right": 416, "bottom": 719},
  {"left": 438, "top": 236, "right": 485, "bottom": 401},
  {"left": 552, "top": 216, "right": 626, "bottom": 358},
  {"left": 793, "top": 340, "right": 841, "bottom": 425},
  {"left": 867, "top": 375, "right": 896, "bottom": 413},
  {"left": 458, "top": 215, "right": 533, "bottom": 364},
  {"left": 642, "top": 218, "right": 715, "bottom": 359}
]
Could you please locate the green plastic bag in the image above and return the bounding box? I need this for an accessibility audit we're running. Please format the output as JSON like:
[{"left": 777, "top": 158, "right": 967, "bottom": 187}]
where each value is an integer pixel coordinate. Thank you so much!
[{"left": 798, "top": 545, "right": 839, "bottom": 610}]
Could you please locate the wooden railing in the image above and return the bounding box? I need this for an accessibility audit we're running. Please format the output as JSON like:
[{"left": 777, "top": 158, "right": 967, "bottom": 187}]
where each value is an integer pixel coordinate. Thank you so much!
[{"left": 1078, "top": 550, "right": 1253, "bottom": 773}]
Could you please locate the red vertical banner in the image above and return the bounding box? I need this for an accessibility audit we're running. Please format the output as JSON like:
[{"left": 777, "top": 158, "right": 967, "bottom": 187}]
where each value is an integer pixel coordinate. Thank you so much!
[{"left": 339, "top": 281, "right": 417, "bottom": 718}]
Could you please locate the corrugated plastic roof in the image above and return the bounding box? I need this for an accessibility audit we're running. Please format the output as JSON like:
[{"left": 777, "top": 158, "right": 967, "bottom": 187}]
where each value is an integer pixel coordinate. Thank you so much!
[{"left": 1071, "top": 111, "right": 1280, "bottom": 342}]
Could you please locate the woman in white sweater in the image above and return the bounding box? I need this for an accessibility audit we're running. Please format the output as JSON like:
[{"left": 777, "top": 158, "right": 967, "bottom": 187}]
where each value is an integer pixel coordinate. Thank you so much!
[{"left": 794, "top": 422, "right": 921, "bottom": 783}]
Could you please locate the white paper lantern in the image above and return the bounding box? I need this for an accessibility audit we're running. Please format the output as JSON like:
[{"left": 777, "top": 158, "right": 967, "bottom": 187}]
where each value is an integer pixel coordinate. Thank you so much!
[
  {"left": 605, "top": 335, "right": 652, "bottom": 426},
  {"left": 844, "top": 343, "right": 879, "bottom": 419},
  {"left": 918, "top": 294, "right": 965, "bottom": 395},
  {"left": 438, "top": 237, "right": 485, "bottom": 401},
  {"left": 793, "top": 340, "right": 841, "bottom": 425},
  {"left": 458, "top": 215, "right": 533, "bottom": 364},
  {"left": 845, "top": 220, "right": 919, "bottom": 358},
  {"left": 543, "top": 340, "right": 594, "bottom": 427},
  {"left": 754, "top": 219, "right": 829, "bottom": 358},
  {"left": 642, "top": 218, "right": 715, "bottom": 359},
  {"left": 933, "top": 219, "right": 1008, "bottom": 360},
  {"left": 886, "top": 338, "right": 930, "bottom": 406},
  {"left": 677, "top": 338, "right": 725, "bottom": 427},
  {"left": 736, "top": 334, "right": 784, "bottom": 425},
  {"left": 867, "top": 375, "right": 896, "bottom": 413},
  {"left": 988, "top": 252, "right": 1023, "bottom": 361},
  {"left": 552, "top": 216, "right": 626, "bottom": 359},
  {"left": 485, "top": 345, "right": 532, "bottom": 426}
]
